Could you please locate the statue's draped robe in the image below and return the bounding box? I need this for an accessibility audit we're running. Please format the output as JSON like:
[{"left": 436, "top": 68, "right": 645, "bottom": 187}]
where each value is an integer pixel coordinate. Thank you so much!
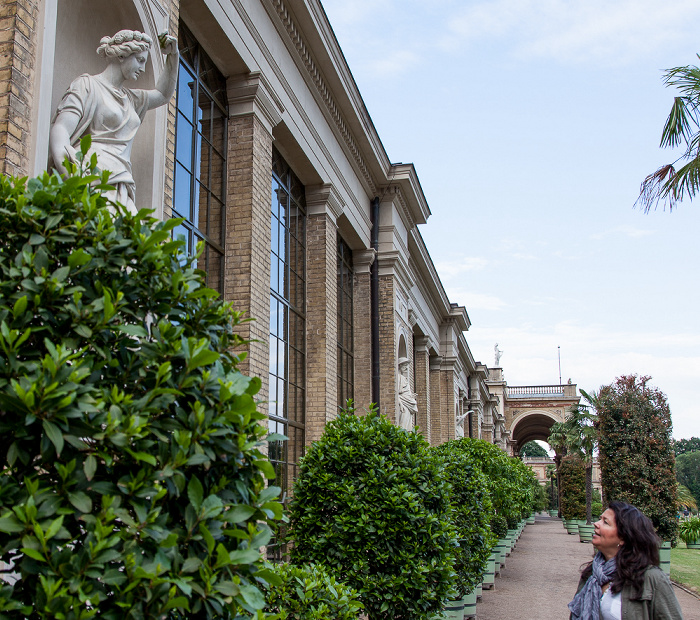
[{"left": 52, "top": 74, "right": 148, "bottom": 210}]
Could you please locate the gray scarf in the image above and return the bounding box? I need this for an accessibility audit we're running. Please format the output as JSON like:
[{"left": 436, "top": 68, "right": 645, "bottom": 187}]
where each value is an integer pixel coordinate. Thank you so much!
[{"left": 568, "top": 552, "right": 617, "bottom": 620}]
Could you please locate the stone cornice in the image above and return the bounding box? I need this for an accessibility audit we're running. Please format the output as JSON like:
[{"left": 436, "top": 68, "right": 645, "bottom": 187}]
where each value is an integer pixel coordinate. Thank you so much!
[{"left": 268, "top": 0, "right": 380, "bottom": 193}]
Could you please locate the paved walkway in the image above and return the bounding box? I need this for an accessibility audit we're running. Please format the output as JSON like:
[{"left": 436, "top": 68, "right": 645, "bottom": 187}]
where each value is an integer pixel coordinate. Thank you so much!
[{"left": 476, "top": 514, "right": 700, "bottom": 620}]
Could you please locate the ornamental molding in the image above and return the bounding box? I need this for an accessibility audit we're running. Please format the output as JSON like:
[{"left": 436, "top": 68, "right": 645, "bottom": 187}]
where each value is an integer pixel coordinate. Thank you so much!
[{"left": 268, "top": 0, "right": 377, "bottom": 193}]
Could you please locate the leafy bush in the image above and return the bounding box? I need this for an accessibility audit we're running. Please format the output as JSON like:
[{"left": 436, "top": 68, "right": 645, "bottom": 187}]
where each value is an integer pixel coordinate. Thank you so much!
[
  {"left": 432, "top": 439, "right": 495, "bottom": 596},
  {"left": 559, "top": 455, "right": 586, "bottom": 520},
  {"left": 533, "top": 483, "right": 548, "bottom": 512},
  {"left": 597, "top": 375, "right": 678, "bottom": 542},
  {"left": 0, "top": 159, "right": 281, "bottom": 618},
  {"left": 458, "top": 440, "right": 533, "bottom": 528},
  {"left": 490, "top": 514, "right": 507, "bottom": 539},
  {"left": 287, "top": 407, "right": 457, "bottom": 620},
  {"left": 264, "top": 563, "right": 363, "bottom": 619},
  {"left": 520, "top": 441, "right": 549, "bottom": 458}
]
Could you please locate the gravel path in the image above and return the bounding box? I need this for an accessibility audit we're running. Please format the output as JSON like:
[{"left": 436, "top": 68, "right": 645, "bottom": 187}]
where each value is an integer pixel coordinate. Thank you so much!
[{"left": 476, "top": 514, "right": 700, "bottom": 620}]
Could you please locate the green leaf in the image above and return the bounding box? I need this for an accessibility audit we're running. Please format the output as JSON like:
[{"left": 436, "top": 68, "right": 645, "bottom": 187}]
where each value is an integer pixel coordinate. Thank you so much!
[
  {"left": 84, "top": 455, "right": 97, "bottom": 481},
  {"left": 227, "top": 505, "right": 256, "bottom": 523},
  {"left": 229, "top": 547, "right": 260, "bottom": 565},
  {"left": 254, "top": 459, "right": 276, "bottom": 480},
  {"left": 45, "top": 515, "right": 64, "bottom": 540},
  {"left": 43, "top": 420, "right": 64, "bottom": 456},
  {"left": 187, "top": 476, "right": 203, "bottom": 511},
  {"left": 239, "top": 584, "right": 266, "bottom": 610},
  {"left": 188, "top": 349, "right": 219, "bottom": 370},
  {"left": 68, "top": 248, "right": 92, "bottom": 268},
  {"left": 21, "top": 548, "right": 45, "bottom": 562},
  {"left": 12, "top": 296, "right": 28, "bottom": 318},
  {"left": 0, "top": 514, "right": 25, "bottom": 533},
  {"left": 116, "top": 324, "right": 148, "bottom": 338},
  {"left": 68, "top": 491, "right": 92, "bottom": 513}
]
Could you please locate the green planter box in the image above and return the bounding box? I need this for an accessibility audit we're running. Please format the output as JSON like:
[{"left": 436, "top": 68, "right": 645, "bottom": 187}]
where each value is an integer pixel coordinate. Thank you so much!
[
  {"left": 463, "top": 589, "right": 477, "bottom": 619},
  {"left": 659, "top": 541, "right": 671, "bottom": 575},
  {"left": 578, "top": 523, "right": 595, "bottom": 543}
]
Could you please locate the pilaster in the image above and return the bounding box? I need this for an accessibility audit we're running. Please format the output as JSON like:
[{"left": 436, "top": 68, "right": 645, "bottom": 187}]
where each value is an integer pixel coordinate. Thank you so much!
[
  {"left": 305, "top": 184, "right": 340, "bottom": 443},
  {"left": 429, "top": 355, "right": 443, "bottom": 446},
  {"left": 225, "top": 75, "right": 277, "bottom": 398},
  {"left": 414, "top": 336, "right": 431, "bottom": 441},
  {"left": 352, "top": 249, "right": 375, "bottom": 413},
  {"left": 378, "top": 274, "right": 397, "bottom": 422}
]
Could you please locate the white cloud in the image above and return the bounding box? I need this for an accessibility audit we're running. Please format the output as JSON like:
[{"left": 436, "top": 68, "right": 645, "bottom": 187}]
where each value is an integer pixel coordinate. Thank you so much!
[
  {"left": 590, "top": 225, "right": 654, "bottom": 240},
  {"left": 435, "top": 256, "right": 489, "bottom": 277},
  {"left": 446, "top": 288, "right": 507, "bottom": 311},
  {"left": 441, "top": 0, "right": 700, "bottom": 64}
]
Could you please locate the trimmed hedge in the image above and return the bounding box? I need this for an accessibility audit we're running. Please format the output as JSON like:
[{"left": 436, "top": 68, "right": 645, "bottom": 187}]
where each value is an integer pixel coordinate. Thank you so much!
[
  {"left": 0, "top": 159, "right": 281, "bottom": 618},
  {"left": 287, "top": 408, "right": 457, "bottom": 619},
  {"left": 433, "top": 440, "right": 495, "bottom": 596}
]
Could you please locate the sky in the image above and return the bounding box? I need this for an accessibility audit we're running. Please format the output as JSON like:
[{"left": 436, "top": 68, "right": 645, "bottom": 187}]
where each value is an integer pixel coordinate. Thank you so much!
[{"left": 319, "top": 0, "right": 700, "bottom": 440}]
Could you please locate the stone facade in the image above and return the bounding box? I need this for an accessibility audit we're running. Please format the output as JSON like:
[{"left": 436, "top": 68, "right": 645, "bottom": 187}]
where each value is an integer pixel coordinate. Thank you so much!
[{"left": 0, "top": 0, "right": 573, "bottom": 499}]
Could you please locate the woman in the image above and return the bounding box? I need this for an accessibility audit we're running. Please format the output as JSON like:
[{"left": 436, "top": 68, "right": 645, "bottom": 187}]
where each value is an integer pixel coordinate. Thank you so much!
[
  {"left": 569, "top": 501, "right": 683, "bottom": 620},
  {"left": 49, "top": 29, "right": 178, "bottom": 211}
]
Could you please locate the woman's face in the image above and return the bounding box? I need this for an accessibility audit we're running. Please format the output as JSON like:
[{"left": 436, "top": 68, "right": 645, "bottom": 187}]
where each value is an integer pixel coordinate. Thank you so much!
[
  {"left": 592, "top": 508, "right": 624, "bottom": 560},
  {"left": 119, "top": 50, "right": 149, "bottom": 82}
]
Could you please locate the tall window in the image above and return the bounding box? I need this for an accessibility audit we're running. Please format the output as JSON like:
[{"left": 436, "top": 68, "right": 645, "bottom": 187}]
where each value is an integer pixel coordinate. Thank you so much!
[
  {"left": 337, "top": 235, "right": 354, "bottom": 409},
  {"left": 268, "top": 146, "right": 306, "bottom": 501},
  {"left": 173, "top": 22, "right": 227, "bottom": 293}
]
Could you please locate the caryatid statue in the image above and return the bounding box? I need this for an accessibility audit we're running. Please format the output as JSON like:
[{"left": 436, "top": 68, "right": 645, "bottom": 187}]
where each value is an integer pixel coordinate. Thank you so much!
[
  {"left": 49, "top": 29, "right": 179, "bottom": 212},
  {"left": 397, "top": 357, "right": 418, "bottom": 431}
]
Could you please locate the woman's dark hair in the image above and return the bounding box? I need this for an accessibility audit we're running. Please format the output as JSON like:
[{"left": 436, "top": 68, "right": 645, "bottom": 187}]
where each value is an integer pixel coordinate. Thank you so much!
[{"left": 581, "top": 501, "right": 660, "bottom": 594}]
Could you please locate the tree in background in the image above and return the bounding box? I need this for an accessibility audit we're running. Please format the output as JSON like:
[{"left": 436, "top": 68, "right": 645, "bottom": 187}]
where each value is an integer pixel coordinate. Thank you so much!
[
  {"left": 547, "top": 421, "right": 571, "bottom": 516},
  {"left": 637, "top": 59, "right": 700, "bottom": 211},
  {"left": 564, "top": 391, "right": 599, "bottom": 524},
  {"left": 558, "top": 455, "right": 586, "bottom": 521},
  {"left": 676, "top": 451, "right": 700, "bottom": 511},
  {"left": 673, "top": 437, "right": 700, "bottom": 456},
  {"left": 597, "top": 375, "right": 678, "bottom": 542},
  {"left": 520, "top": 441, "right": 549, "bottom": 458}
]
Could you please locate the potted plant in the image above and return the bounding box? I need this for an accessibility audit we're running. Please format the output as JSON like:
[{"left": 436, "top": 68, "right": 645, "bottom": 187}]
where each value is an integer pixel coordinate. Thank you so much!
[{"left": 679, "top": 517, "right": 700, "bottom": 549}]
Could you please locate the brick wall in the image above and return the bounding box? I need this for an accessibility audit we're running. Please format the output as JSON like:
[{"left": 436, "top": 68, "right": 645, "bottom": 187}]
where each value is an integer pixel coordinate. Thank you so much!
[
  {"left": 305, "top": 212, "right": 337, "bottom": 443},
  {"left": 414, "top": 338, "right": 430, "bottom": 441},
  {"left": 0, "top": 0, "right": 38, "bottom": 177},
  {"left": 378, "top": 274, "right": 396, "bottom": 421},
  {"left": 224, "top": 110, "right": 272, "bottom": 397},
  {"left": 352, "top": 269, "right": 372, "bottom": 412}
]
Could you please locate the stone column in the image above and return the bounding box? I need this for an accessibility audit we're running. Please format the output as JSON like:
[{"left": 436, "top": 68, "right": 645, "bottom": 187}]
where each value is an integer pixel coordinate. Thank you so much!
[
  {"left": 225, "top": 72, "right": 282, "bottom": 397},
  {"left": 429, "top": 355, "right": 443, "bottom": 445},
  {"left": 378, "top": 274, "right": 397, "bottom": 422},
  {"left": 414, "top": 336, "right": 430, "bottom": 442},
  {"left": 439, "top": 359, "right": 457, "bottom": 443},
  {"left": 305, "top": 183, "right": 344, "bottom": 443},
  {"left": 352, "top": 249, "right": 375, "bottom": 413}
]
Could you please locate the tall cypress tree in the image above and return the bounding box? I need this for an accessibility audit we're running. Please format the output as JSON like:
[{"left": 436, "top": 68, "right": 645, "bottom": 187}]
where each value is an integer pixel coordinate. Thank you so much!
[{"left": 597, "top": 375, "right": 678, "bottom": 542}]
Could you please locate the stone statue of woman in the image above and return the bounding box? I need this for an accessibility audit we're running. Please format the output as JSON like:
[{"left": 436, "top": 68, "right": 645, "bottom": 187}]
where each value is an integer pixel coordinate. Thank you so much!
[
  {"left": 397, "top": 357, "right": 418, "bottom": 431},
  {"left": 49, "top": 29, "right": 179, "bottom": 211}
]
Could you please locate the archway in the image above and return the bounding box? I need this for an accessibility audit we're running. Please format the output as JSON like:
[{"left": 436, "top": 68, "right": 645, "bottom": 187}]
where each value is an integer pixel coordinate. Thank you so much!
[{"left": 510, "top": 410, "right": 560, "bottom": 456}]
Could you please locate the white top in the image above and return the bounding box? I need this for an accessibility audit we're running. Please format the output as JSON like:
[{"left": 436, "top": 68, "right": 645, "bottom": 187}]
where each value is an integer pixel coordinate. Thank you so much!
[{"left": 600, "top": 587, "right": 622, "bottom": 620}]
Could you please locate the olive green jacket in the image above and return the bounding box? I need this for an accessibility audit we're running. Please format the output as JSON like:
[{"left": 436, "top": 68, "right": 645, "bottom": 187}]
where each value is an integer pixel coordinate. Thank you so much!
[{"left": 572, "top": 566, "right": 684, "bottom": 620}]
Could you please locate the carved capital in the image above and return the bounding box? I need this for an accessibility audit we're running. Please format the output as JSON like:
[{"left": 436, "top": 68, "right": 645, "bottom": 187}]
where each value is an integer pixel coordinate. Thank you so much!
[
  {"left": 305, "top": 183, "right": 345, "bottom": 221},
  {"left": 352, "top": 249, "right": 376, "bottom": 274},
  {"left": 227, "top": 71, "right": 284, "bottom": 136}
]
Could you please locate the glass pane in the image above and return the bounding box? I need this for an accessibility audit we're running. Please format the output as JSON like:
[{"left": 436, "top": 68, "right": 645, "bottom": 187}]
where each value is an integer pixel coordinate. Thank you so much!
[
  {"left": 278, "top": 379, "right": 286, "bottom": 420},
  {"left": 175, "top": 113, "right": 194, "bottom": 166},
  {"left": 269, "top": 334, "right": 279, "bottom": 375},
  {"left": 210, "top": 150, "right": 225, "bottom": 201},
  {"left": 195, "top": 180, "right": 207, "bottom": 233},
  {"left": 204, "top": 245, "right": 222, "bottom": 292},
  {"left": 198, "top": 90, "right": 213, "bottom": 144},
  {"left": 271, "top": 214, "right": 279, "bottom": 257},
  {"left": 270, "top": 254, "right": 279, "bottom": 294},
  {"left": 176, "top": 65, "right": 196, "bottom": 123},
  {"left": 174, "top": 163, "right": 191, "bottom": 221}
]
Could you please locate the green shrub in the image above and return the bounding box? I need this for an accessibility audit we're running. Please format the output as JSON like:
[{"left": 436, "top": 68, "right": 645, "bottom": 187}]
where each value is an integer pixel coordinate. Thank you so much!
[
  {"left": 597, "top": 375, "right": 678, "bottom": 542},
  {"left": 287, "top": 407, "right": 457, "bottom": 620},
  {"left": 264, "top": 563, "right": 363, "bottom": 619},
  {"left": 459, "top": 439, "right": 531, "bottom": 528},
  {"left": 676, "top": 451, "right": 700, "bottom": 510},
  {"left": 533, "top": 483, "right": 548, "bottom": 512},
  {"left": 490, "top": 514, "right": 507, "bottom": 539},
  {"left": 679, "top": 517, "right": 700, "bottom": 545},
  {"left": 0, "top": 159, "right": 282, "bottom": 618},
  {"left": 433, "top": 440, "right": 495, "bottom": 596},
  {"left": 559, "top": 455, "right": 586, "bottom": 520}
]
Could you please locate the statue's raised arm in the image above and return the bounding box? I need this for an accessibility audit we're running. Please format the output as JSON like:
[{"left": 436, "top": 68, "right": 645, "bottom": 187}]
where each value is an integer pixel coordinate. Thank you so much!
[{"left": 49, "top": 29, "right": 179, "bottom": 211}]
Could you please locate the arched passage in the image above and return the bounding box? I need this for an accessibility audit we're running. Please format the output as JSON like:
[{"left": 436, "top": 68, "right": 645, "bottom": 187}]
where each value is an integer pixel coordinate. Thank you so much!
[{"left": 510, "top": 410, "right": 560, "bottom": 455}]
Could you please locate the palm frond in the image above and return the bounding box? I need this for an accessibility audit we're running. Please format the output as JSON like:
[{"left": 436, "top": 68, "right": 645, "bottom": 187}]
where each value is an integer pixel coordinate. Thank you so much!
[
  {"left": 660, "top": 97, "right": 698, "bottom": 149},
  {"left": 636, "top": 164, "right": 678, "bottom": 212},
  {"left": 677, "top": 484, "right": 698, "bottom": 511},
  {"left": 670, "top": 156, "right": 700, "bottom": 204}
]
